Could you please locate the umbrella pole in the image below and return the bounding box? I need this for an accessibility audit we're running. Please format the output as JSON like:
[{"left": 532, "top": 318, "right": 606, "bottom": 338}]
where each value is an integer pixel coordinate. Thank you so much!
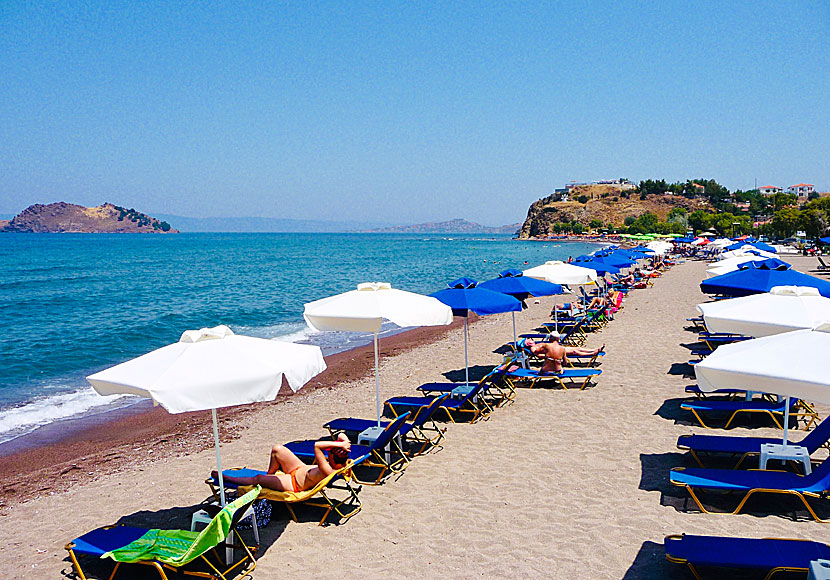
[
  {"left": 464, "top": 316, "right": 469, "bottom": 386},
  {"left": 212, "top": 408, "right": 227, "bottom": 507},
  {"left": 374, "top": 331, "right": 381, "bottom": 427},
  {"left": 782, "top": 395, "right": 790, "bottom": 447}
]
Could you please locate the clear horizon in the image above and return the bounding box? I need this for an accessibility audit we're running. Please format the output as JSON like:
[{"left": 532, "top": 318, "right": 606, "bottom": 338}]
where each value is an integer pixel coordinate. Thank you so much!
[{"left": 2, "top": 2, "right": 828, "bottom": 224}]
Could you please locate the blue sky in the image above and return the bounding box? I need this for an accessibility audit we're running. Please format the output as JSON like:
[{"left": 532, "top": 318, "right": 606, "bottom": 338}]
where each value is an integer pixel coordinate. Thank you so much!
[{"left": 1, "top": 1, "right": 828, "bottom": 225}]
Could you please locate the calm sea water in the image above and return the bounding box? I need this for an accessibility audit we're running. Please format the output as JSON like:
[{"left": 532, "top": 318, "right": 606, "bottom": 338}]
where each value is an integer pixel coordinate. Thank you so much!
[{"left": 0, "top": 233, "right": 601, "bottom": 443}]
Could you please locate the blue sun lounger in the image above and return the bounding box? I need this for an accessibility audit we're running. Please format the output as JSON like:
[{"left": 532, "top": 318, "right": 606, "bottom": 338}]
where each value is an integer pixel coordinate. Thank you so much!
[
  {"left": 65, "top": 486, "right": 261, "bottom": 580},
  {"left": 678, "top": 416, "right": 830, "bottom": 468},
  {"left": 670, "top": 457, "right": 830, "bottom": 522},
  {"left": 285, "top": 412, "right": 411, "bottom": 485},
  {"left": 679, "top": 397, "right": 818, "bottom": 430},
  {"left": 505, "top": 366, "right": 601, "bottom": 390},
  {"left": 323, "top": 394, "right": 450, "bottom": 456},
  {"left": 385, "top": 377, "right": 494, "bottom": 424},
  {"left": 665, "top": 533, "right": 830, "bottom": 579}
]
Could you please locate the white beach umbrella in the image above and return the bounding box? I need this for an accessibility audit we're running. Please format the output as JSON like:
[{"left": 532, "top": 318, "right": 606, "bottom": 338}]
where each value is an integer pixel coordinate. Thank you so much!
[
  {"left": 705, "top": 255, "right": 775, "bottom": 278},
  {"left": 695, "top": 323, "right": 830, "bottom": 446},
  {"left": 717, "top": 248, "right": 777, "bottom": 261},
  {"left": 523, "top": 261, "right": 598, "bottom": 285},
  {"left": 646, "top": 240, "right": 673, "bottom": 255},
  {"left": 698, "top": 286, "right": 830, "bottom": 337},
  {"left": 303, "top": 282, "right": 452, "bottom": 425},
  {"left": 710, "top": 238, "right": 733, "bottom": 249},
  {"left": 88, "top": 325, "right": 326, "bottom": 505}
]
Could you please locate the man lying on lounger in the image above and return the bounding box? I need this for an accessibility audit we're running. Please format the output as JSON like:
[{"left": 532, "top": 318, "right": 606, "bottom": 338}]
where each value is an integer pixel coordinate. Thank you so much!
[
  {"left": 212, "top": 434, "right": 351, "bottom": 492},
  {"left": 524, "top": 337, "right": 604, "bottom": 373}
]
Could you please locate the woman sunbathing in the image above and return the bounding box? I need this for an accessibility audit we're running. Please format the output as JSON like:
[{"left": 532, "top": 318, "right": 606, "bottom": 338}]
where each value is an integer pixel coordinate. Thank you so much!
[{"left": 213, "top": 434, "right": 351, "bottom": 492}]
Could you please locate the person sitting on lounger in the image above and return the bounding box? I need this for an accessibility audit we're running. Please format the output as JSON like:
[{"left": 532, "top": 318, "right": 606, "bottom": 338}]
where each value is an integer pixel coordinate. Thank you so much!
[
  {"left": 524, "top": 337, "right": 604, "bottom": 373},
  {"left": 213, "top": 434, "right": 351, "bottom": 492}
]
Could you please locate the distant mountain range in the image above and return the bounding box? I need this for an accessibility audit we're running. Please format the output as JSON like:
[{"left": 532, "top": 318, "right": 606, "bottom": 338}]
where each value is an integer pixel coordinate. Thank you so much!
[
  {"left": 154, "top": 215, "right": 395, "bottom": 233},
  {"left": 364, "top": 218, "right": 521, "bottom": 234}
]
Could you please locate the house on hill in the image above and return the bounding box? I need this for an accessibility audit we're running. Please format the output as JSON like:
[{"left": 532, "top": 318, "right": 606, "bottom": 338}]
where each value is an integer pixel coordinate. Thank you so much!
[
  {"left": 787, "top": 183, "right": 814, "bottom": 198},
  {"left": 759, "top": 185, "right": 782, "bottom": 196}
]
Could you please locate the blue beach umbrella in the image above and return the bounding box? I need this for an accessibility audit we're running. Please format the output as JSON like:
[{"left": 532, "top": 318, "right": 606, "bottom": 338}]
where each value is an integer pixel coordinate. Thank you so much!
[
  {"left": 430, "top": 278, "right": 522, "bottom": 384},
  {"left": 726, "top": 241, "right": 777, "bottom": 253},
  {"left": 819, "top": 237, "right": 830, "bottom": 245},
  {"left": 572, "top": 257, "right": 621, "bottom": 276},
  {"left": 700, "top": 262, "right": 830, "bottom": 298},
  {"left": 479, "top": 269, "right": 563, "bottom": 345}
]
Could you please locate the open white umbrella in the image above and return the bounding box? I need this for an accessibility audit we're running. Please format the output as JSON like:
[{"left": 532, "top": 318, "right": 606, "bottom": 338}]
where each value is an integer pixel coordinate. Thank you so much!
[
  {"left": 523, "top": 260, "right": 598, "bottom": 285},
  {"left": 303, "top": 282, "right": 452, "bottom": 426},
  {"left": 88, "top": 325, "right": 326, "bottom": 505},
  {"left": 717, "top": 248, "right": 778, "bottom": 261},
  {"left": 698, "top": 286, "right": 830, "bottom": 337},
  {"left": 695, "top": 323, "right": 830, "bottom": 447},
  {"left": 705, "top": 255, "right": 776, "bottom": 278}
]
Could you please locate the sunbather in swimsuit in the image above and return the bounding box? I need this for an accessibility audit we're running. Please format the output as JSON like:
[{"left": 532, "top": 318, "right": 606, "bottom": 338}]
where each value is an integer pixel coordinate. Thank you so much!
[{"left": 213, "top": 434, "right": 351, "bottom": 493}]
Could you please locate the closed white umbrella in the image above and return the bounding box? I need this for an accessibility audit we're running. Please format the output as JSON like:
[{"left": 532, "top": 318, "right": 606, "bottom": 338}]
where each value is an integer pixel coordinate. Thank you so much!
[
  {"left": 303, "top": 283, "right": 452, "bottom": 425},
  {"left": 698, "top": 286, "right": 830, "bottom": 337},
  {"left": 88, "top": 325, "right": 327, "bottom": 505},
  {"left": 523, "top": 261, "right": 598, "bottom": 285},
  {"left": 695, "top": 323, "right": 830, "bottom": 446}
]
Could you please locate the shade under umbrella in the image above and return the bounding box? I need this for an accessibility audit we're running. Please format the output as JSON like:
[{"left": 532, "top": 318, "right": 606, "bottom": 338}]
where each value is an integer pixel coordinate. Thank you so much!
[
  {"left": 303, "top": 282, "right": 452, "bottom": 425},
  {"left": 700, "top": 262, "right": 830, "bottom": 298},
  {"left": 695, "top": 324, "right": 830, "bottom": 446},
  {"left": 698, "top": 286, "right": 830, "bottom": 337},
  {"left": 430, "top": 278, "right": 522, "bottom": 385},
  {"left": 88, "top": 325, "right": 327, "bottom": 505}
]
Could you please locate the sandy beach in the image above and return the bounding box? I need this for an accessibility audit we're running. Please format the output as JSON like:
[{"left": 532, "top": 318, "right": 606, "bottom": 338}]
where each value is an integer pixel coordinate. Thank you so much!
[{"left": 2, "top": 254, "right": 829, "bottom": 579}]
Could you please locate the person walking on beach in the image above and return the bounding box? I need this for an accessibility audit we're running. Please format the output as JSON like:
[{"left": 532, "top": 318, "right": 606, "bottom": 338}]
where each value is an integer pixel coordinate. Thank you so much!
[
  {"left": 213, "top": 434, "right": 351, "bottom": 493},
  {"left": 524, "top": 337, "right": 604, "bottom": 373}
]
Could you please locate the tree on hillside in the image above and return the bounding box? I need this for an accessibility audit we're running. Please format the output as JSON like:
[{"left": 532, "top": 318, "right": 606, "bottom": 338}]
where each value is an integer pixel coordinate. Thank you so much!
[
  {"left": 688, "top": 210, "right": 711, "bottom": 233},
  {"left": 772, "top": 207, "right": 802, "bottom": 238},
  {"left": 770, "top": 192, "right": 798, "bottom": 211}
]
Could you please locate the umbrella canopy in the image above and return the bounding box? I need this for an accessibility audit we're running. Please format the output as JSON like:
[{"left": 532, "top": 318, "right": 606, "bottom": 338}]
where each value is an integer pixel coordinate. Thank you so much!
[
  {"left": 571, "top": 257, "right": 621, "bottom": 276},
  {"left": 698, "top": 286, "right": 830, "bottom": 337},
  {"left": 700, "top": 262, "right": 830, "bottom": 298},
  {"left": 431, "top": 278, "right": 522, "bottom": 384},
  {"left": 303, "top": 282, "right": 452, "bottom": 333},
  {"left": 705, "top": 255, "right": 784, "bottom": 278},
  {"left": 304, "top": 282, "right": 453, "bottom": 425},
  {"left": 88, "top": 325, "right": 327, "bottom": 505},
  {"left": 820, "top": 237, "right": 830, "bottom": 244},
  {"left": 695, "top": 324, "right": 830, "bottom": 445},
  {"left": 709, "top": 238, "right": 734, "bottom": 249},
  {"left": 479, "top": 269, "right": 562, "bottom": 346},
  {"left": 716, "top": 248, "right": 778, "bottom": 261},
  {"left": 478, "top": 269, "right": 563, "bottom": 301},
  {"left": 646, "top": 240, "right": 673, "bottom": 254},
  {"left": 725, "top": 242, "right": 777, "bottom": 253},
  {"left": 523, "top": 261, "right": 598, "bottom": 285},
  {"left": 88, "top": 326, "right": 326, "bottom": 413}
]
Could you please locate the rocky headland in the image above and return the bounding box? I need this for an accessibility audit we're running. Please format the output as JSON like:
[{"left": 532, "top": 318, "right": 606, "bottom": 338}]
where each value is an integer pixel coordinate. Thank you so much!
[
  {"left": 518, "top": 185, "right": 710, "bottom": 238},
  {"left": 1, "top": 202, "right": 177, "bottom": 234}
]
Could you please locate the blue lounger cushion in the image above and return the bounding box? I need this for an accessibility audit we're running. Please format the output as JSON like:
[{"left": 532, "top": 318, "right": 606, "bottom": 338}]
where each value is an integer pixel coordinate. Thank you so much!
[
  {"left": 506, "top": 368, "right": 601, "bottom": 379},
  {"left": 284, "top": 440, "right": 372, "bottom": 463},
  {"left": 671, "top": 458, "right": 830, "bottom": 493},
  {"left": 71, "top": 526, "right": 151, "bottom": 557},
  {"left": 665, "top": 534, "right": 830, "bottom": 572},
  {"left": 684, "top": 385, "right": 745, "bottom": 396},
  {"left": 679, "top": 417, "right": 830, "bottom": 457},
  {"left": 323, "top": 417, "right": 414, "bottom": 438},
  {"left": 680, "top": 399, "right": 791, "bottom": 413}
]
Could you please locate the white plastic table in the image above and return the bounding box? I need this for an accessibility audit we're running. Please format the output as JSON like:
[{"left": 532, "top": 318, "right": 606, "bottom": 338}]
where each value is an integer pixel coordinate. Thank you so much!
[
  {"left": 358, "top": 425, "right": 400, "bottom": 463},
  {"left": 759, "top": 443, "right": 812, "bottom": 474},
  {"left": 808, "top": 559, "right": 830, "bottom": 580},
  {"left": 191, "top": 503, "right": 259, "bottom": 564}
]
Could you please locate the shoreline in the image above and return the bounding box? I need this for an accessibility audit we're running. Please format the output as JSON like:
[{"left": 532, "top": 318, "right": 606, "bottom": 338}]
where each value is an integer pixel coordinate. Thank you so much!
[{"left": 0, "top": 316, "right": 470, "bottom": 511}]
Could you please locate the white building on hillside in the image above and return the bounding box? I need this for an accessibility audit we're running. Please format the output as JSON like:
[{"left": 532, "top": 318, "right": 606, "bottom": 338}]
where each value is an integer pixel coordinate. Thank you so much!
[
  {"left": 787, "top": 183, "right": 814, "bottom": 198},
  {"left": 759, "top": 185, "right": 782, "bottom": 196}
]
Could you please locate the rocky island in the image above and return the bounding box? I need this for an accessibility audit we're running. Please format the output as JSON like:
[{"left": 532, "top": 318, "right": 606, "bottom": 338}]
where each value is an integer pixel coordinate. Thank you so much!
[{"left": 0, "top": 202, "right": 177, "bottom": 233}]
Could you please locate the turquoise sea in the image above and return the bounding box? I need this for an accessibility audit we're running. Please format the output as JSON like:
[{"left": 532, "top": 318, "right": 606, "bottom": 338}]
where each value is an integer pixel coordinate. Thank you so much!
[{"left": 0, "top": 233, "right": 602, "bottom": 444}]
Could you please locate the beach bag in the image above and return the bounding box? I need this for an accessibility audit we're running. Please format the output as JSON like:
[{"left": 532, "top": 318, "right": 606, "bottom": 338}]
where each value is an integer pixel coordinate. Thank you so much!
[{"left": 235, "top": 498, "right": 272, "bottom": 529}]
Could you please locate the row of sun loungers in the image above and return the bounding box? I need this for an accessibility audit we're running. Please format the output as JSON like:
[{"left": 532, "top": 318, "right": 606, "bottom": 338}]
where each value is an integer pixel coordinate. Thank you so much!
[
  {"left": 65, "top": 253, "right": 657, "bottom": 580},
  {"left": 665, "top": 269, "right": 830, "bottom": 578}
]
